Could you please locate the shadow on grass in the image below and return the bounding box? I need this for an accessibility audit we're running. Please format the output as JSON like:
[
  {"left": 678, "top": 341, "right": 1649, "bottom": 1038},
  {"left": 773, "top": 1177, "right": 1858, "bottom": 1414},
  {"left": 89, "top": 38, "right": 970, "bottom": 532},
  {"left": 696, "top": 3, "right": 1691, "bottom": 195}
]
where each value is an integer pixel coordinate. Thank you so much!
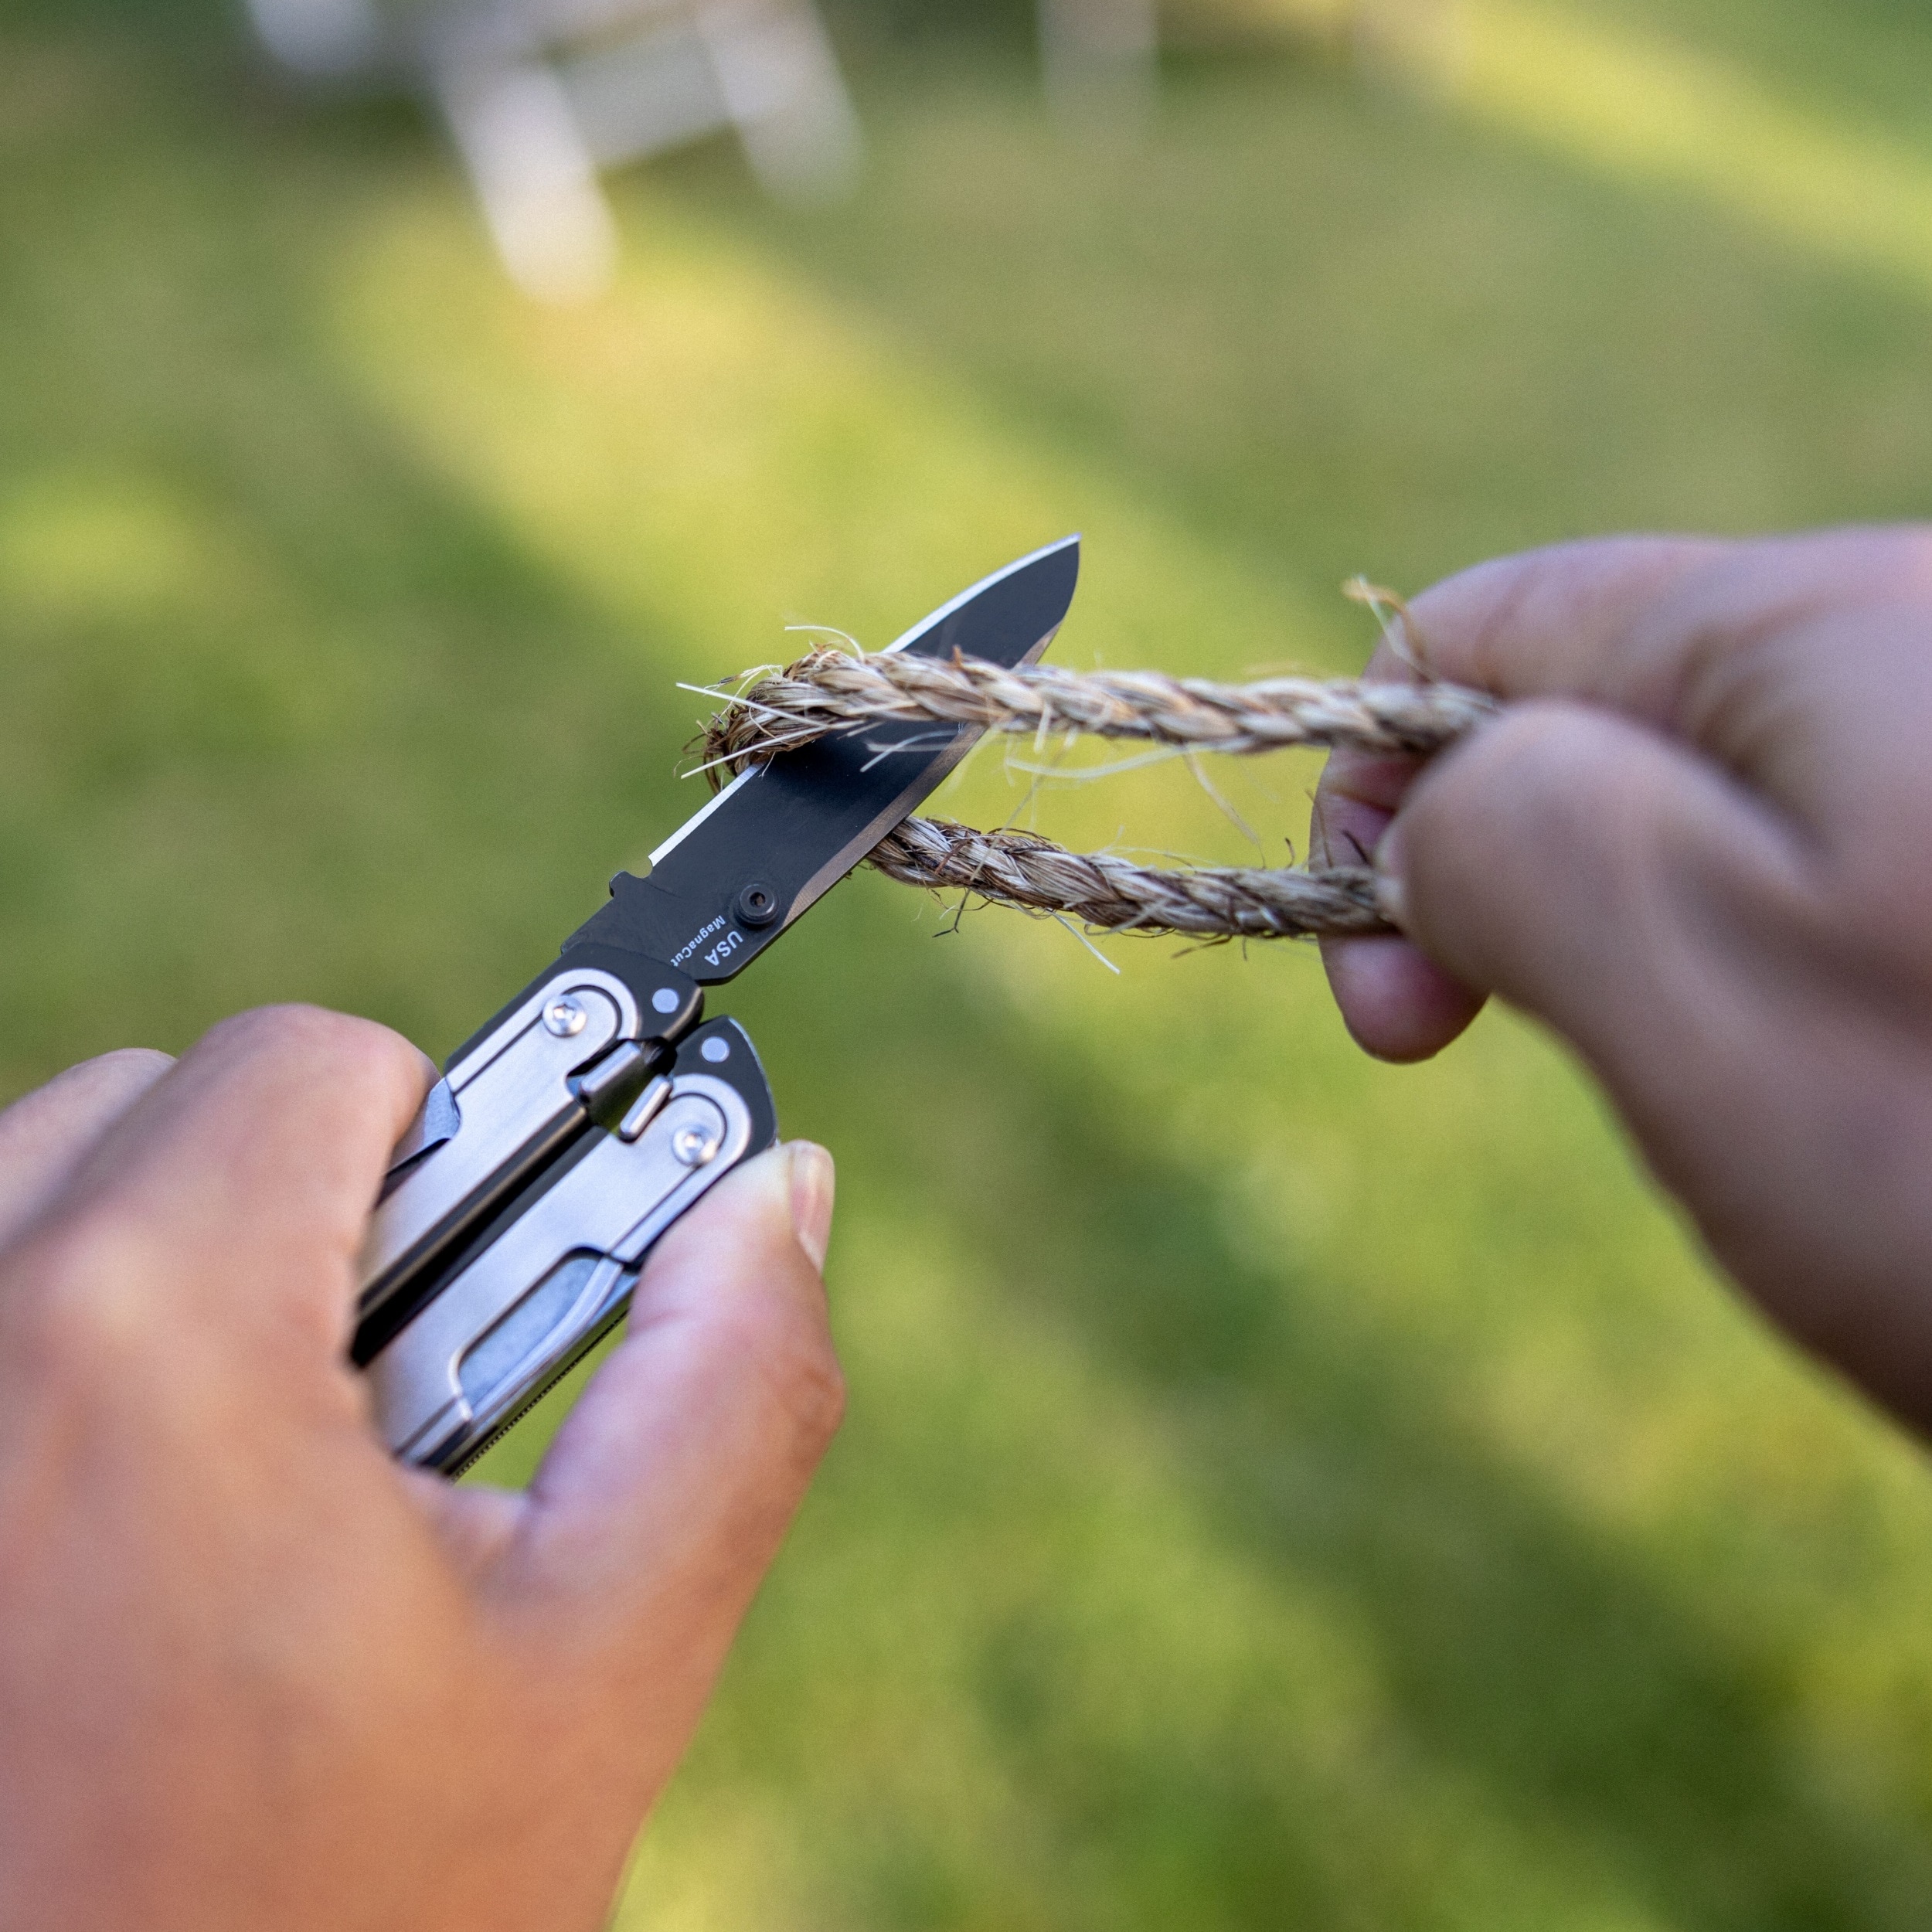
[{"left": 755, "top": 926, "right": 1932, "bottom": 1930}]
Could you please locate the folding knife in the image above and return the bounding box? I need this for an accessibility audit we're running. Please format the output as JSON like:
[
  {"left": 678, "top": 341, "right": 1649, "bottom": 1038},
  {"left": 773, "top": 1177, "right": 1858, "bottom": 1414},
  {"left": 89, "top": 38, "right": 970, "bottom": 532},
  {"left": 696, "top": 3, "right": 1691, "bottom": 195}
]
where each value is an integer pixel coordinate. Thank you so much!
[{"left": 354, "top": 536, "right": 1080, "bottom": 1474}]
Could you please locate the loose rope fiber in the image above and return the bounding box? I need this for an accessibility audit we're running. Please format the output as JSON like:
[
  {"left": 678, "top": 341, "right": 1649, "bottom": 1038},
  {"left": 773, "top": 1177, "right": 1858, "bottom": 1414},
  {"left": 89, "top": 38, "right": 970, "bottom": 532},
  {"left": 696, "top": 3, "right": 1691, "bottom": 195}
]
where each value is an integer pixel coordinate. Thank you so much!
[{"left": 697, "top": 646, "right": 1497, "bottom": 942}]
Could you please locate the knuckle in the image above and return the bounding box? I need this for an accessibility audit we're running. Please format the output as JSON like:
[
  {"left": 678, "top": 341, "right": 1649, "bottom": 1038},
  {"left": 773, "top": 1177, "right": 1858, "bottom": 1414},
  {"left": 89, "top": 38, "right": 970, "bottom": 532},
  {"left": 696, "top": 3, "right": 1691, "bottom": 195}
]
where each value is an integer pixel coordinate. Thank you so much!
[
  {"left": 1417, "top": 702, "right": 1620, "bottom": 838},
  {"left": 1405, "top": 706, "right": 1556, "bottom": 851},
  {"left": 9, "top": 1209, "right": 168, "bottom": 1379},
  {"left": 207, "top": 1003, "right": 420, "bottom": 1093},
  {"left": 787, "top": 1341, "right": 848, "bottom": 1451},
  {"left": 209, "top": 1001, "right": 359, "bottom": 1054},
  {"left": 1714, "top": 524, "right": 1932, "bottom": 617},
  {"left": 1893, "top": 524, "right": 1932, "bottom": 590},
  {"left": 1467, "top": 700, "right": 1589, "bottom": 781},
  {"left": 0, "top": 1047, "right": 175, "bottom": 1141},
  {"left": 80, "top": 1045, "right": 174, "bottom": 1083},
  {"left": 1399, "top": 703, "right": 1644, "bottom": 972},
  {"left": 733, "top": 1290, "right": 847, "bottom": 1458},
  {"left": 1810, "top": 525, "right": 1932, "bottom": 603}
]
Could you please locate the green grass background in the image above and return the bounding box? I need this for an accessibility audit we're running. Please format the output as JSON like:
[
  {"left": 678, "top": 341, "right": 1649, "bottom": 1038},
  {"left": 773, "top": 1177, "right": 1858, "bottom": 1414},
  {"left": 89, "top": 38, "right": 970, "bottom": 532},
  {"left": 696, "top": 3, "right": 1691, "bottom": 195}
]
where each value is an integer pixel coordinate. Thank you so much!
[{"left": 9, "top": 1, "right": 1932, "bottom": 1923}]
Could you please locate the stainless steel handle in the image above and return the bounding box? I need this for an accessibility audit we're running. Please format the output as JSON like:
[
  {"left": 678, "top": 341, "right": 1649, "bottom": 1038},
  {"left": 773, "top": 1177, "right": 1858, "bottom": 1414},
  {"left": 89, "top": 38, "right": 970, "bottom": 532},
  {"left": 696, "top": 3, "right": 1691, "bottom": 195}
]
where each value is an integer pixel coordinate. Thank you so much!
[
  {"left": 359, "top": 966, "right": 663, "bottom": 1313},
  {"left": 360, "top": 1018, "right": 773, "bottom": 1474}
]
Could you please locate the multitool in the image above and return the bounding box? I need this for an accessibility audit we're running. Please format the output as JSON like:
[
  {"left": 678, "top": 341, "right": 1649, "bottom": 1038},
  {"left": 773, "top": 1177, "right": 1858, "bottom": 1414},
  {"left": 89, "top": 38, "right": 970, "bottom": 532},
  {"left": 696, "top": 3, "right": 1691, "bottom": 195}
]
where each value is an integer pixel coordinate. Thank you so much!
[{"left": 355, "top": 537, "right": 1080, "bottom": 1472}]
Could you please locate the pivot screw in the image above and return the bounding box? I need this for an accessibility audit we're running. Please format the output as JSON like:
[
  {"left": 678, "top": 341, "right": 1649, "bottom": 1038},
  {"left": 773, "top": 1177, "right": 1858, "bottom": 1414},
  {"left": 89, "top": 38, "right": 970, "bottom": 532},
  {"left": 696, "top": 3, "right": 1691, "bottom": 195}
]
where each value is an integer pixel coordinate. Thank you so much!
[
  {"left": 662, "top": 1097, "right": 727, "bottom": 1168},
  {"left": 735, "top": 881, "right": 781, "bottom": 929},
  {"left": 543, "top": 996, "right": 588, "bottom": 1038}
]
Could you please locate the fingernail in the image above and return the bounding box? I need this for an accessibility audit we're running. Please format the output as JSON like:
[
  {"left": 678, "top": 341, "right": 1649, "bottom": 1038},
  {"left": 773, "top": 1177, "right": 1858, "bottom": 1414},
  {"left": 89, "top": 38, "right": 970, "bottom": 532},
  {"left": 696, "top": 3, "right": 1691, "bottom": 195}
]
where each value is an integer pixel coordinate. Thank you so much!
[
  {"left": 1374, "top": 822, "right": 1410, "bottom": 931},
  {"left": 786, "top": 1141, "right": 836, "bottom": 1274}
]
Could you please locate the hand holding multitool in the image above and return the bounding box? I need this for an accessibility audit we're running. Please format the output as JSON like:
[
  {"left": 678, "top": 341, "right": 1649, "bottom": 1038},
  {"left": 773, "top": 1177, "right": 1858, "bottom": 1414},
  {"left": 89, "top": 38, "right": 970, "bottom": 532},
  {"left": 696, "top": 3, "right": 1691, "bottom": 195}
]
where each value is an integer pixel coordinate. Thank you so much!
[{"left": 353, "top": 539, "right": 1080, "bottom": 1473}]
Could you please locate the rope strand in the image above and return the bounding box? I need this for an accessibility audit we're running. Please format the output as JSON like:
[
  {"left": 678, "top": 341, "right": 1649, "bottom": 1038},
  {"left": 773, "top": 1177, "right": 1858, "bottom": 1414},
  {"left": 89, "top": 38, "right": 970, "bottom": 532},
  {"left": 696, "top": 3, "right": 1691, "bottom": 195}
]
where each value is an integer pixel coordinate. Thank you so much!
[
  {"left": 872, "top": 819, "right": 1389, "bottom": 940},
  {"left": 697, "top": 646, "right": 1494, "bottom": 941},
  {"left": 700, "top": 648, "right": 1497, "bottom": 775}
]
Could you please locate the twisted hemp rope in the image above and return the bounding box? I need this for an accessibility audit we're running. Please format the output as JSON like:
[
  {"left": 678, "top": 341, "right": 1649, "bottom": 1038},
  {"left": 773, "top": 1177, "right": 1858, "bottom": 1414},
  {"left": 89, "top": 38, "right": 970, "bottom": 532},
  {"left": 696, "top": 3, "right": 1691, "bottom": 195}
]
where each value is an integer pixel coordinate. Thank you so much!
[{"left": 698, "top": 648, "right": 1498, "bottom": 941}]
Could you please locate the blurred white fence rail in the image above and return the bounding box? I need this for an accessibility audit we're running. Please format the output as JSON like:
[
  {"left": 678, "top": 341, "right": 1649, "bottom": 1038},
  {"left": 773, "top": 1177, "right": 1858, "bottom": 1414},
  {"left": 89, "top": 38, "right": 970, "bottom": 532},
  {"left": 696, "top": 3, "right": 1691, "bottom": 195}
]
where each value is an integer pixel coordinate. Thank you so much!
[
  {"left": 1040, "top": 0, "right": 1463, "bottom": 118},
  {"left": 247, "top": 0, "right": 861, "bottom": 298}
]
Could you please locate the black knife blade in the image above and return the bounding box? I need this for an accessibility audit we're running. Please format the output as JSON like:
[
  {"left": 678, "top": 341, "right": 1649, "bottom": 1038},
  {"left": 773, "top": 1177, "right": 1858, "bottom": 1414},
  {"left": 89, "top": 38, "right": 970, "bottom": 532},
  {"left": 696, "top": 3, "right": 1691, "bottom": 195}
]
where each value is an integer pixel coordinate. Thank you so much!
[{"left": 568, "top": 534, "right": 1080, "bottom": 984}]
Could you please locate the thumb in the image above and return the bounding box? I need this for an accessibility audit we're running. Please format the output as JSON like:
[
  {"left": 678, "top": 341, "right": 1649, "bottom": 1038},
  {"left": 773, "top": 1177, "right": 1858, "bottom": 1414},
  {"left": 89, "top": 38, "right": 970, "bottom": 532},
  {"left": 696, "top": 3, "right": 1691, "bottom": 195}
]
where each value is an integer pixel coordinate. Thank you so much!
[
  {"left": 488, "top": 1140, "right": 842, "bottom": 1749},
  {"left": 1377, "top": 699, "right": 1932, "bottom": 1420},
  {"left": 1381, "top": 699, "right": 1815, "bottom": 1136}
]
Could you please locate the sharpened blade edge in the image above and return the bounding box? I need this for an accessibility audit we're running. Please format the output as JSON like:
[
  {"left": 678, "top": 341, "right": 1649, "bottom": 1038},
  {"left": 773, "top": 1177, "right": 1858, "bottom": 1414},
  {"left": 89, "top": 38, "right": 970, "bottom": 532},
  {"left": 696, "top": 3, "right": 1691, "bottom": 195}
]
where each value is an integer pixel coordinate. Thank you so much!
[
  {"left": 646, "top": 536, "right": 1080, "bottom": 873},
  {"left": 569, "top": 539, "right": 1080, "bottom": 982},
  {"left": 648, "top": 764, "right": 755, "bottom": 869},
  {"left": 777, "top": 609, "right": 1073, "bottom": 928}
]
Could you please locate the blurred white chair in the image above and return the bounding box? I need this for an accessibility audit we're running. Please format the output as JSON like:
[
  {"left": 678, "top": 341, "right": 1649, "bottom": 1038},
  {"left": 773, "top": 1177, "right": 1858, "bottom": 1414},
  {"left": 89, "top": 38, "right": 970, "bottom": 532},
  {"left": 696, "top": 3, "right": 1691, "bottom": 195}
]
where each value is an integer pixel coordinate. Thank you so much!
[
  {"left": 247, "top": 0, "right": 861, "bottom": 299},
  {"left": 1039, "top": 0, "right": 1157, "bottom": 121}
]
